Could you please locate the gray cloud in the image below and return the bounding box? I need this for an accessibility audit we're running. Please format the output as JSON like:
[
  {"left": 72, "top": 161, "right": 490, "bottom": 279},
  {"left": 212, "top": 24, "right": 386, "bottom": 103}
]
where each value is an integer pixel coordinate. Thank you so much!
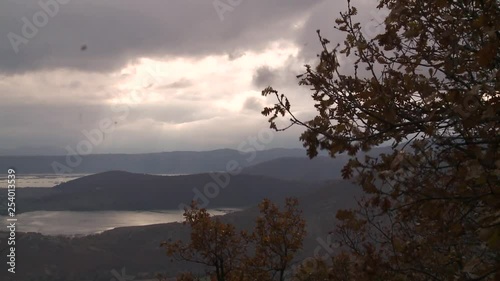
[
  {"left": 252, "top": 66, "right": 278, "bottom": 88},
  {"left": 0, "top": 0, "right": 383, "bottom": 154},
  {"left": 294, "top": 0, "right": 387, "bottom": 71},
  {"left": 242, "top": 97, "right": 263, "bottom": 112},
  {"left": 0, "top": 0, "right": 326, "bottom": 74}
]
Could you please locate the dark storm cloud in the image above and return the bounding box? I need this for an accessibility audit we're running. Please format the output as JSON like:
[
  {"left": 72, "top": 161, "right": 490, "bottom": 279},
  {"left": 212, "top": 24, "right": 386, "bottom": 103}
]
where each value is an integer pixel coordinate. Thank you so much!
[
  {"left": 252, "top": 66, "right": 278, "bottom": 88},
  {"left": 294, "top": 0, "right": 386, "bottom": 69},
  {"left": 0, "top": 0, "right": 384, "bottom": 153},
  {"left": 0, "top": 0, "right": 326, "bottom": 74}
]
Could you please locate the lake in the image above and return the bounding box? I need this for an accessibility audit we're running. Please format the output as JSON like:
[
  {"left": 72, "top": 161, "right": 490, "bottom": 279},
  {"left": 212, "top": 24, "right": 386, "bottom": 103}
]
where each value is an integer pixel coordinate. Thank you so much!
[
  {"left": 0, "top": 174, "right": 87, "bottom": 188},
  {"left": 0, "top": 173, "right": 187, "bottom": 188},
  {"left": 0, "top": 173, "right": 239, "bottom": 236},
  {"left": 2, "top": 209, "right": 238, "bottom": 236}
]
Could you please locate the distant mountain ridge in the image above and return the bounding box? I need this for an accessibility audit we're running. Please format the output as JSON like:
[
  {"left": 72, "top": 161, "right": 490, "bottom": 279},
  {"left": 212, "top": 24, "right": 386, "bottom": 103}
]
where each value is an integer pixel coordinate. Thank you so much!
[
  {"left": 242, "top": 156, "right": 349, "bottom": 182},
  {"left": 0, "top": 148, "right": 307, "bottom": 175},
  {"left": 0, "top": 145, "right": 399, "bottom": 176}
]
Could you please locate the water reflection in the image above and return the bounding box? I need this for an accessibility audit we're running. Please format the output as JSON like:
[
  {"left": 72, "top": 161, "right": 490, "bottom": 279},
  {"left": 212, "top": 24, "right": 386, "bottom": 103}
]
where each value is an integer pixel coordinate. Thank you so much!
[
  {"left": 0, "top": 174, "right": 87, "bottom": 188},
  {"left": 2, "top": 209, "right": 238, "bottom": 236},
  {"left": 0, "top": 173, "right": 189, "bottom": 188}
]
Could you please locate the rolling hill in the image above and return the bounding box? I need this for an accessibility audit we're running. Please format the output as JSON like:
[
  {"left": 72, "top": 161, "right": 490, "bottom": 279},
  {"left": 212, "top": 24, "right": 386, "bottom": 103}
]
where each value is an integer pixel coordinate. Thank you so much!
[{"left": 13, "top": 171, "right": 321, "bottom": 213}]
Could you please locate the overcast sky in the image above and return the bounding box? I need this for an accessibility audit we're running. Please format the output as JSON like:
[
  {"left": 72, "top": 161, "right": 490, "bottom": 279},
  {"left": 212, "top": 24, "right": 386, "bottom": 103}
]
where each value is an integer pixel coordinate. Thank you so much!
[{"left": 0, "top": 0, "right": 380, "bottom": 155}]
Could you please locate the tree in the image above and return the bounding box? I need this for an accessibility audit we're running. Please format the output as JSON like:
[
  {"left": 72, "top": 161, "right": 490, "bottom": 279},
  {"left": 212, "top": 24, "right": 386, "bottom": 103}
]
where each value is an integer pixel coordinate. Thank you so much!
[
  {"left": 292, "top": 257, "right": 331, "bottom": 281},
  {"left": 161, "top": 198, "right": 306, "bottom": 281},
  {"left": 247, "top": 198, "right": 307, "bottom": 281},
  {"left": 161, "top": 202, "right": 248, "bottom": 281},
  {"left": 262, "top": 0, "right": 499, "bottom": 280}
]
